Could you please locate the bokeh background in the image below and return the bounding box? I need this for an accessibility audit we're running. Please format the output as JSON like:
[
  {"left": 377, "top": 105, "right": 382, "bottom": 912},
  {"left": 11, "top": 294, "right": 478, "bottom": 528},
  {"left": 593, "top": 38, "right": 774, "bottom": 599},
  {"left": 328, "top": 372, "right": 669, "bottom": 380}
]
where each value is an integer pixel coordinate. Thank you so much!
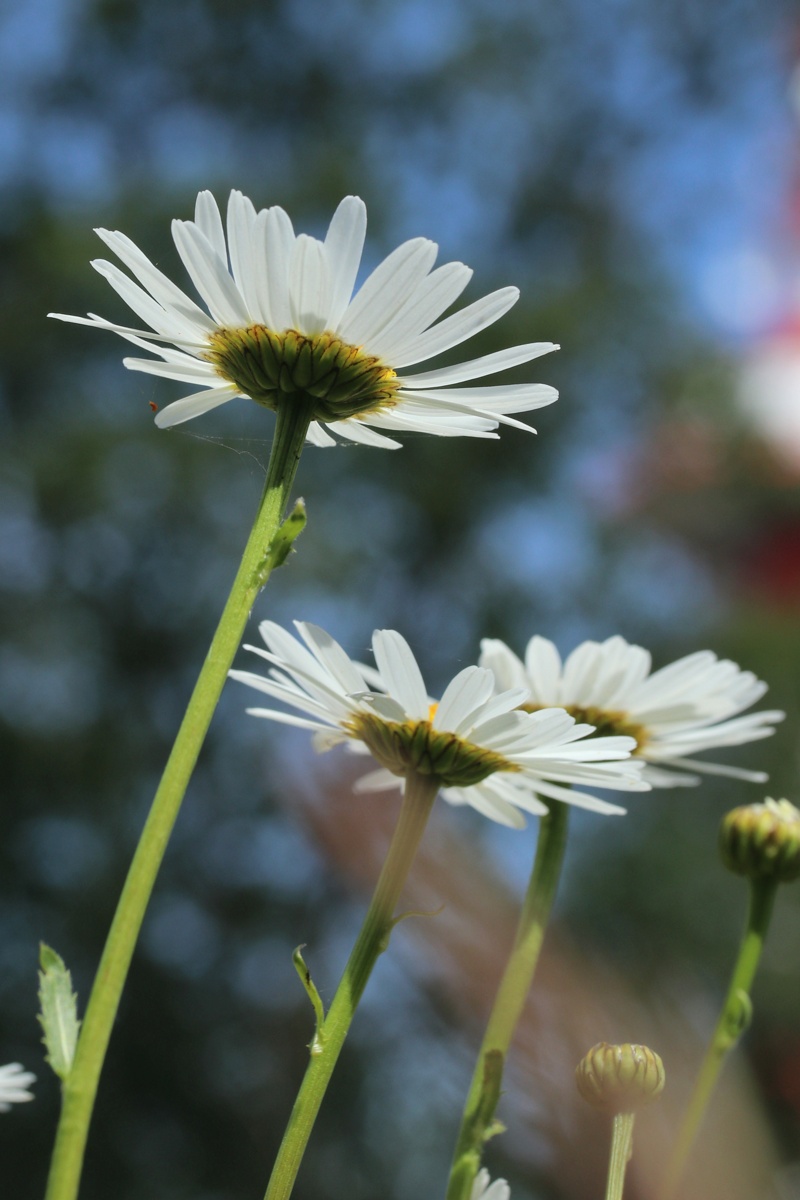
[{"left": 4, "top": 0, "right": 800, "bottom": 1197}]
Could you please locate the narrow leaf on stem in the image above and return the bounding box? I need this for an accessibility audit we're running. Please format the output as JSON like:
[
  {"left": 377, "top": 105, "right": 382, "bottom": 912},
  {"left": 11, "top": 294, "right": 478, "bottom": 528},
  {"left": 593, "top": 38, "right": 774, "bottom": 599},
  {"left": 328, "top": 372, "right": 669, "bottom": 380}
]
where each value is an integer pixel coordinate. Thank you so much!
[
  {"left": 38, "top": 945, "right": 81, "bottom": 1082},
  {"left": 261, "top": 498, "right": 307, "bottom": 577},
  {"left": 292, "top": 946, "right": 326, "bottom": 1055}
]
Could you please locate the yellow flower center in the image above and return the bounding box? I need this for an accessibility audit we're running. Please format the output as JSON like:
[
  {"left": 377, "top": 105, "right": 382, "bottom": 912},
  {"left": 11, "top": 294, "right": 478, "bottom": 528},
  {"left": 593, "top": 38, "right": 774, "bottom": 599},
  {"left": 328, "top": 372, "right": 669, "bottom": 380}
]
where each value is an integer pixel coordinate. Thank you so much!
[
  {"left": 346, "top": 710, "right": 519, "bottom": 788},
  {"left": 206, "top": 325, "right": 399, "bottom": 421},
  {"left": 523, "top": 703, "right": 649, "bottom": 751}
]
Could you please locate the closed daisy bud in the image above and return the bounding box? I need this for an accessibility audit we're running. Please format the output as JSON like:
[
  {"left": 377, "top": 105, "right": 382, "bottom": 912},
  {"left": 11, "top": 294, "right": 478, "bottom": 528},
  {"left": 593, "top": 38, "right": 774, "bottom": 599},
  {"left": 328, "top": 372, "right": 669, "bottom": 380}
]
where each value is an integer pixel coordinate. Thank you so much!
[
  {"left": 720, "top": 798, "right": 800, "bottom": 883},
  {"left": 575, "top": 1042, "right": 665, "bottom": 1114}
]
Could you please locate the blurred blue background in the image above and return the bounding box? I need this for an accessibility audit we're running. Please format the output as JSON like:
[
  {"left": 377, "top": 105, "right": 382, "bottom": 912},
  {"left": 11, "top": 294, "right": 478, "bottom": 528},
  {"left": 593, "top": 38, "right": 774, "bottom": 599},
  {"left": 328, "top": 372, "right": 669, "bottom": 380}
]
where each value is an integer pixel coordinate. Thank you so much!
[{"left": 4, "top": 1, "right": 800, "bottom": 1197}]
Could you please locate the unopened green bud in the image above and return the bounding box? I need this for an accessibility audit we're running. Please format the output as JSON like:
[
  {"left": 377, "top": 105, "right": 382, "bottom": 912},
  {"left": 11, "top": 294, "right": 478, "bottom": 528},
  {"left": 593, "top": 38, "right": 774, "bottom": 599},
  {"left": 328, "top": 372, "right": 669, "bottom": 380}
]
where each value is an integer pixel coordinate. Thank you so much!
[
  {"left": 575, "top": 1042, "right": 665, "bottom": 1113},
  {"left": 720, "top": 799, "right": 800, "bottom": 883}
]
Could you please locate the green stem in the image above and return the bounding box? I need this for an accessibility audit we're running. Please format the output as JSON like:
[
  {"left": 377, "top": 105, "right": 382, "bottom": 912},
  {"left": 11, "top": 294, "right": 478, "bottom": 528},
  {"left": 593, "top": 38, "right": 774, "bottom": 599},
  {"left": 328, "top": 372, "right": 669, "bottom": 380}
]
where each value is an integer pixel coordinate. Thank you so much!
[
  {"left": 605, "top": 1112, "right": 636, "bottom": 1200},
  {"left": 44, "top": 400, "right": 314, "bottom": 1200},
  {"left": 446, "top": 800, "right": 570, "bottom": 1200},
  {"left": 661, "top": 877, "right": 778, "bottom": 1200},
  {"left": 263, "top": 771, "right": 440, "bottom": 1200}
]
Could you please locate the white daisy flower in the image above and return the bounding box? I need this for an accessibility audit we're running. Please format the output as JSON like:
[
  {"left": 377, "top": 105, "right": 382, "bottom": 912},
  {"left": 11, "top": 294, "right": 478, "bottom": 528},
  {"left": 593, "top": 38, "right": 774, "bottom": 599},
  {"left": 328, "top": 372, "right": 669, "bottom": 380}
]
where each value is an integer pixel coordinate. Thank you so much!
[
  {"left": 479, "top": 634, "right": 784, "bottom": 787},
  {"left": 0, "top": 1063, "right": 35, "bottom": 1112},
  {"left": 470, "top": 1169, "right": 510, "bottom": 1200},
  {"left": 49, "top": 190, "right": 558, "bottom": 447},
  {"left": 229, "top": 622, "right": 648, "bottom": 829}
]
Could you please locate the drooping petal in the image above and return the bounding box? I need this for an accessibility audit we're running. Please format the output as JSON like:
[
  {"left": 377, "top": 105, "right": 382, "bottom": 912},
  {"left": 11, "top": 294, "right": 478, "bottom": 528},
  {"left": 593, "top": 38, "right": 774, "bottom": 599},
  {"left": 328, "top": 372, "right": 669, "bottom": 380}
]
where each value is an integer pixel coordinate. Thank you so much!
[{"left": 154, "top": 386, "right": 239, "bottom": 428}]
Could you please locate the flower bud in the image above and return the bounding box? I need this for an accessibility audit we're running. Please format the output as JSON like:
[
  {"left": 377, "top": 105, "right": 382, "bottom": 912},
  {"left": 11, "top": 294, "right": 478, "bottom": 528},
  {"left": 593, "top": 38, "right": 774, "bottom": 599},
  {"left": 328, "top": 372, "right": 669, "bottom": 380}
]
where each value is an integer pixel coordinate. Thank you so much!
[
  {"left": 719, "top": 798, "right": 800, "bottom": 883},
  {"left": 575, "top": 1042, "right": 665, "bottom": 1113}
]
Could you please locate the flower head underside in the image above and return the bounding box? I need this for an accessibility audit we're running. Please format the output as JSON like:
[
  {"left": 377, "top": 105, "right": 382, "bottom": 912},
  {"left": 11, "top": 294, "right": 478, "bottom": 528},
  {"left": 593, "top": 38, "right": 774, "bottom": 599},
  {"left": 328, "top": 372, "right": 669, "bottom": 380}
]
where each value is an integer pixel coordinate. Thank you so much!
[
  {"left": 229, "top": 621, "right": 648, "bottom": 828},
  {"left": 480, "top": 634, "right": 784, "bottom": 787},
  {"left": 49, "top": 190, "right": 559, "bottom": 448}
]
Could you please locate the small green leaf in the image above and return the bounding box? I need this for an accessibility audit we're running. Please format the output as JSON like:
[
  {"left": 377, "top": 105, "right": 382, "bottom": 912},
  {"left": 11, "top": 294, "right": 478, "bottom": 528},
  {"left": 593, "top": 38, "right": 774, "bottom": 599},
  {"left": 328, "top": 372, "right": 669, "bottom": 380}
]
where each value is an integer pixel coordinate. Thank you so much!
[
  {"left": 38, "top": 943, "right": 81, "bottom": 1081},
  {"left": 292, "top": 945, "right": 326, "bottom": 1055},
  {"left": 473, "top": 1048, "right": 505, "bottom": 1144},
  {"left": 447, "top": 1152, "right": 482, "bottom": 1200},
  {"left": 262, "top": 499, "right": 307, "bottom": 575},
  {"left": 721, "top": 989, "right": 753, "bottom": 1048}
]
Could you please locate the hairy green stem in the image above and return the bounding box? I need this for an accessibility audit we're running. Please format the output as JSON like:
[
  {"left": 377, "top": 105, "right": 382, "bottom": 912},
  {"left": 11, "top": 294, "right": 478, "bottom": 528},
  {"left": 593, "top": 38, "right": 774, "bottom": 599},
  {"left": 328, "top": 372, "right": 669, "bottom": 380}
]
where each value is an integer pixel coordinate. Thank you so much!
[
  {"left": 606, "top": 1112, "right": 636, "bottom": 1200},
  {"left": 661, "top": 877, "right": 778, "bottom": 1200},
  {"left": 44, "top": 400, "right": 313, "bottom": 1200},
  {"left": 446, "top": 801, "right": 570, "bottom": 1200},
  {"left": 263, "top": 771, "right": 440, "bottom": 1200}
]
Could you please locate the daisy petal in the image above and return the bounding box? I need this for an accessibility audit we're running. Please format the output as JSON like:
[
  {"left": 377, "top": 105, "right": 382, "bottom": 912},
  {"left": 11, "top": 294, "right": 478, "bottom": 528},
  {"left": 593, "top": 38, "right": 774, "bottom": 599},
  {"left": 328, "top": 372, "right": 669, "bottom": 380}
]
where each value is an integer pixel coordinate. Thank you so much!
[
  {"left": 336, "top": 238, "right": 438, "bottom": 345},
  {"left": 154, "top": 386, "right": 238, "bottom": 427},
  {"left": 289, "top": 235, "right": 332, "bottom": 335},
  {"left": 354, "top": 768, "right": 402, "bottom": 794},
  {"left": 295, "top": 622, "right": 367, "bottom": 695},
  {"left": 172, "top": 219, "right": 252, "bottom": 326},
  {"left": 194, "top": 190, "right": 228, "bottom": 262},
  {"left": 435, "top": 666, "right": 496, "bottom": 733},
  {"left": 260, "top": 205, "right": 295, "bottom": 330},
  {"left": 94, "top": 228, "right": 217, "bottom": 333},
  {"left": 325, "top": 420, "right": 403, "bottom": 449},
  {"left": 389, "top": 286, "right": 519, "bottom": 368},
  {"left": 122, "top": 356, "right": 219, "bottom": 385},
  {"left": 398, "top": 343, "right": 559, "bottom": 388},
  {"left": 367, "top": 261, "right": 473, "bottom": 360},
  {"left": 227, "top": 189, "right": 264, "bottom": 321},
  {"left": 304, "top": 421, "right": 338, "bottom": 447},
  {"left": 324, "top": 195, "right": 367, "bottom": 327},
  {"left": 371, "top": 630, "right": 430, "bottom": 720}
]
